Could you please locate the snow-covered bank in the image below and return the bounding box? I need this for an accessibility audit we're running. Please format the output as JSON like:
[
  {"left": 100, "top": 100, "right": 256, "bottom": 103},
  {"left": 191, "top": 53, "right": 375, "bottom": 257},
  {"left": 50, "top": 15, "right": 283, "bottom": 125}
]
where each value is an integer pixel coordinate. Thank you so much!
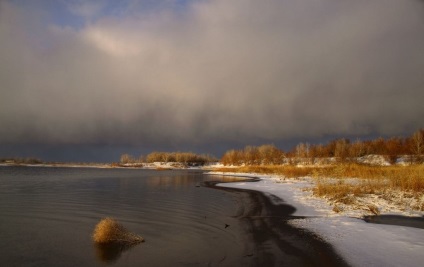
[
  {"left": 290, "top": 216, "right": 423, "bottom": 267},
  {"left": 208, "top": 172, "right": 424, "bottom": 267}
]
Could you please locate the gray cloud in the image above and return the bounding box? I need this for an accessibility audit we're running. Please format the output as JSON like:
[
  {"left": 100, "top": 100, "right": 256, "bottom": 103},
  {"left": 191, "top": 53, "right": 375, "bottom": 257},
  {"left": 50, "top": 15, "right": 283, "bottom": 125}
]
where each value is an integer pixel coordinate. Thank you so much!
[{"left": 1, "top": 0, "right": 423, "bottom": 150}]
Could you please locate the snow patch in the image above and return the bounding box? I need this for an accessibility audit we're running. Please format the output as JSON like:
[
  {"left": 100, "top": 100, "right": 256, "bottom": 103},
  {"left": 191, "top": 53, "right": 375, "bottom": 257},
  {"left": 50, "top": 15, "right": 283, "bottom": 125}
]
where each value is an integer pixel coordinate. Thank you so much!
[
  {"left": 357, "top": 154, "right": 391, "bottom": 166},
  {"left": 208, "top": 172, "right": 424, "bottom": 267}
]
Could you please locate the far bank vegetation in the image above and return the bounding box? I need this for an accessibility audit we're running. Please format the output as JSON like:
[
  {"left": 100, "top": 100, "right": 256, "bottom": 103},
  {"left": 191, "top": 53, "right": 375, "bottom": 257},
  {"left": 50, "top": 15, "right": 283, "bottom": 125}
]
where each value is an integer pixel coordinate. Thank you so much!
[
  {"left": 220, "top": 129, "right": 423, "bottom": 166},
  {"left": 117, "top": 152, "right": 217, "bottom": 167},
  {"left": 0, "top": 157, "right": 43, "bottom": 165}
]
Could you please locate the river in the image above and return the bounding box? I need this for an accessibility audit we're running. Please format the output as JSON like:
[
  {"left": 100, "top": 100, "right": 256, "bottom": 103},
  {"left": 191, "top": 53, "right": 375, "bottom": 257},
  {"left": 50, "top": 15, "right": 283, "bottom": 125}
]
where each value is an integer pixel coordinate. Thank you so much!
[{"left": 0, "top": 166, "right": 347, "bottom": 266}]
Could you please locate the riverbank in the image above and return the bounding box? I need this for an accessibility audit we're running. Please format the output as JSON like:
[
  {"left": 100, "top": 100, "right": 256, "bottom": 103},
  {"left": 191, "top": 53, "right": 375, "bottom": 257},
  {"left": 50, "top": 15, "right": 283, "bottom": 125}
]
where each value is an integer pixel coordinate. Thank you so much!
[
  {"left": 0, "top": 161, "right": 205, "bottom": 170},
  {"left": 208, "top": 172, "right": 424, "bottom": 267},
  {"left": 209, "top": 164, "right": 424, "bottom": 216},
  {"left": 203, "top": 178, "right": 349, "bottom": 267}
]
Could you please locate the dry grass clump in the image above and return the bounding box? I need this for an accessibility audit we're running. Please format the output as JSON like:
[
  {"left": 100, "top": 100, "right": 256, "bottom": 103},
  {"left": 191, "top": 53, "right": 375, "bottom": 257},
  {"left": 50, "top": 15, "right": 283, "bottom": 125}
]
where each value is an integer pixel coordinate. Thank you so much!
[
  {"left": 312, "top": 164, "right": 424, "bottom": 193},
  {"left": 314, "top": 178, "right": 386, "bottom": 197},
  {"left": 313, "top": 165, "right": 424, "bottom": 212},
  {"left": 387, "top": 166, "right": 424, "bottom": 193},
  {"left": 93, "top": 218, "right": 144, "bottom": 244}
]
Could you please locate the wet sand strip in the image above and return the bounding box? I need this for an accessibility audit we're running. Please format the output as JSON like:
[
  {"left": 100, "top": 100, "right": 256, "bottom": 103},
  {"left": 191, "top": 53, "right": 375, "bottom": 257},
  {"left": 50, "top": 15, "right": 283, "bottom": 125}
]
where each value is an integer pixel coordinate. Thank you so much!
[
  {"left": 363, "top": 215, "right": 424, "bottom": 229},
  {"left": 204, "top": 179, "right": 350, "bottom": 267}
]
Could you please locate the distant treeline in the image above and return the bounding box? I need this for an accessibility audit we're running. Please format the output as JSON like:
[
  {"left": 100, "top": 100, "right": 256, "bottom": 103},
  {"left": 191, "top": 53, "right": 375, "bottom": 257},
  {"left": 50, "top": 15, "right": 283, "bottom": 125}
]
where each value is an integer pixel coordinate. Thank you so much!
[
  {"left": 0, "top": 157, "right": 43, "bottom": 164},
  {"left": 120, "top": 152, "right": 217, "bottom": 165},
  {"left": 221, "top": 129, "right": 424, "bottom": 165}
]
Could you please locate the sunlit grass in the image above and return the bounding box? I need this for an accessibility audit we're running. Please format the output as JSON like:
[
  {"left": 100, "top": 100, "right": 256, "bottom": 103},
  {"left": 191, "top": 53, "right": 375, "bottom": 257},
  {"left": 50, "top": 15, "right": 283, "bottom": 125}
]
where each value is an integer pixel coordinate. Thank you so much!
[
  {"left": 213, "top": 164, "right": 424, "bottom": 211},
  {"left": 213, "top": 165, "right": 312, "bottom": 177},
  {"left": 312, "top": 164, "right": 424, "bottom": 194}
]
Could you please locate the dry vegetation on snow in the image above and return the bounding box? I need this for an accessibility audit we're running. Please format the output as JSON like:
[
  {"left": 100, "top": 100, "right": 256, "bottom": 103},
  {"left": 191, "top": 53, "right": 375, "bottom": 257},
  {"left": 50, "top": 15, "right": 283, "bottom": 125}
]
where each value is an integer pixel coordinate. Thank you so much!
[{"left": 213, "top": 164, "right": 424, "bottom": 214}]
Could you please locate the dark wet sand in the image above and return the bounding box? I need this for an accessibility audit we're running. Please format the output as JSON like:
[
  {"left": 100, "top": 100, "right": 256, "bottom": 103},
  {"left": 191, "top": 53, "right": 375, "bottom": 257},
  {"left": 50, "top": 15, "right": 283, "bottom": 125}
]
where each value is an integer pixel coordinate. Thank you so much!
[
  {"left": 363, "top": 215, "right": 424, "bottom": 229},
  {"left": 204, "top": 179, "right": 350, "bottom": 267}
]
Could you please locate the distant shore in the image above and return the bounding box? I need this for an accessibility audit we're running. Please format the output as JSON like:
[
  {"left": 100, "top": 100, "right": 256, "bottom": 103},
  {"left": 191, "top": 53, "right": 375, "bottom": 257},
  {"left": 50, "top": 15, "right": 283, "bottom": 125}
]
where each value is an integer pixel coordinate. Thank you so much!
[
  {"left": 0, "top": 161, "right": 214, "bottom": 170},
  {"left": 0, "top": 162, "right": 113, "bottom": 169}
]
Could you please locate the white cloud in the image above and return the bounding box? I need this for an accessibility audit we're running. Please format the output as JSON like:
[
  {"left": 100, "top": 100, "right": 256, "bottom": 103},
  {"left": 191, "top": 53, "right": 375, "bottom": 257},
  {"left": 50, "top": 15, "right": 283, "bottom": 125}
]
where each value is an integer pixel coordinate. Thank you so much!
[
  {"left": 0, "top": 0, "right": 423, "bottom": 146},
  {"left": 64, "top": 0, "right": 105, "bottom": 19},
  {"left": 83, "top": 26, "right": 143, "bottom": 57}
]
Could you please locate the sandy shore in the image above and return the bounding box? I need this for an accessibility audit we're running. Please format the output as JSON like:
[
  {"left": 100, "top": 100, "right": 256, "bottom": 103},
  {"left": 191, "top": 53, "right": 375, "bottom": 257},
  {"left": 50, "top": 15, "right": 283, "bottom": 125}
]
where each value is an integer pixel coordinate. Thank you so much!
[
  {"left": 208, "top": 172, "right": 424, "bottom": 267},
  {"left": 204, "top": 178, "right": 349, "bottom": 267}
]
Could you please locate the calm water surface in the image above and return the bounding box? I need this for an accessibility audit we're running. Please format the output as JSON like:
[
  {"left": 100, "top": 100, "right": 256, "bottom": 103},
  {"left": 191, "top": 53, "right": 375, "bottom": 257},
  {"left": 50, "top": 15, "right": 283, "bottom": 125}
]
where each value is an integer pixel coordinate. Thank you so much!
[
  {"left": 0, "top": 166, "right": 349, "bottom": 267},
  {"left": 0, "top": 166, "right": 249, "bottom": 266}
]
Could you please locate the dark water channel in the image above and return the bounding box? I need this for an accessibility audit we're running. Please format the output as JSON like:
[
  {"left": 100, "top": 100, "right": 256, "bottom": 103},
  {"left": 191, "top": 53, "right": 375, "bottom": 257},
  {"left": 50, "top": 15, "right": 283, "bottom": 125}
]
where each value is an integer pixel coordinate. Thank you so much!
[{"left": 0, "top": 166, "right": 348, "bottom": 266}]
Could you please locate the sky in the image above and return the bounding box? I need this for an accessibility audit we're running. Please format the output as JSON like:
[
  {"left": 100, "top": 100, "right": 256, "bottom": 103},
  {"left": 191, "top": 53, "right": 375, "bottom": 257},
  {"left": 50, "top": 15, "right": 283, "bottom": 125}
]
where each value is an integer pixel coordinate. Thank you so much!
[{"left": 1, "top": 0, "right": 423, "bottom": 162}]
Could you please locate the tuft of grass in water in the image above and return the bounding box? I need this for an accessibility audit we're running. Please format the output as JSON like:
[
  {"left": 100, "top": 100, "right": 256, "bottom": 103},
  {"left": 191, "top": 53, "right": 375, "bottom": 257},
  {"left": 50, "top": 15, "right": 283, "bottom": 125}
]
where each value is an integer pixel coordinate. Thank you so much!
[{"left": 92, "top": 218, "right": 144, "bottom": 244}]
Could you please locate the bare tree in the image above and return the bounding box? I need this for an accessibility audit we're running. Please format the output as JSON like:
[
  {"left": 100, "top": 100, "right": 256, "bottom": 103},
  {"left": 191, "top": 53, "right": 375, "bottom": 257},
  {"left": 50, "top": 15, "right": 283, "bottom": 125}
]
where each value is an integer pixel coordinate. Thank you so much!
[
  {"left": 243, "top": 146, "right": 259, "bottom": 165},
  {"left": 334, "top": 139, "right": 350, "bottom": 162},
  {"left": 295, "top": 143, "right": 309, "bottom": 158},
  {"left": 411, "top": 129, "right": 424, "bottom": 163},
  {"left": 120, "top": 154, "right": 134, "bottom": 164}
]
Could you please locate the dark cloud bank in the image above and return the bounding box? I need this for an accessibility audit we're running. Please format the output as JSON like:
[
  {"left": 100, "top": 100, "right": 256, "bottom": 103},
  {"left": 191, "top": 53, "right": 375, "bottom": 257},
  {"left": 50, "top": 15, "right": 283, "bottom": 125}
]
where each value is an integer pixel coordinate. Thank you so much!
[{"left": 1, "top": 0, "right": 423, "bottom": 161}]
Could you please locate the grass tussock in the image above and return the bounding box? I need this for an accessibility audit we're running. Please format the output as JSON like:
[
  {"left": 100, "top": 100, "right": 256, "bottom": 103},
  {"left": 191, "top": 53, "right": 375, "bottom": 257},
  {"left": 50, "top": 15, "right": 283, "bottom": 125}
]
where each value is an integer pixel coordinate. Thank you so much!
[{"left": 92, "top": 218, "right": 144, "bottom": 244}]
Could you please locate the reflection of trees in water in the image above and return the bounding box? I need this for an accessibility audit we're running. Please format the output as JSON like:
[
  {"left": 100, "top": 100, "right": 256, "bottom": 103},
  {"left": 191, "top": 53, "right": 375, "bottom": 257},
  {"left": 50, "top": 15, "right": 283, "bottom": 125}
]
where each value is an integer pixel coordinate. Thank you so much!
[
  {"left": 94, "top": 242, "right": 138, "bottom": 263},
  {"left": 146, "top": 175, "right": 192, "bottom": 188},
  {"left": 145, "top": 174, "right": 250, "bottom": 189},
  {"left": 111, "top": 172, "right": 204, "bottom": 191},
  {"left": 112, "top": 171, "right": 248, "bottom": 189}
]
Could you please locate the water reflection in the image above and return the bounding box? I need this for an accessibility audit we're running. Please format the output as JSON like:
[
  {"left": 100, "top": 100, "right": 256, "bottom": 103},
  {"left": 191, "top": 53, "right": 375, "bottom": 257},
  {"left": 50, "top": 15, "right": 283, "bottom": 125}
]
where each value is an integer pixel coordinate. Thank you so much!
[
  {"left": 146, "top": 175, "right": 195, "bottom": 188},
  {"left": 94, "top": 242, "right": 139, "bottom": 263},
  {"left": 144, "top": 172, "right": 245, "bottom": 189}
]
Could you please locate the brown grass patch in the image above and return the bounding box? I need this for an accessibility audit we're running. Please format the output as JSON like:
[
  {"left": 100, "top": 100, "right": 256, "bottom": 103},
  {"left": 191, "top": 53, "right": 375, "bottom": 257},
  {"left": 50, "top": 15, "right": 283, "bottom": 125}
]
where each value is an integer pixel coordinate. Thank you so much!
[
  {"left": 92, "top": 218, "right": 144, "bottom": 244},
  {"left": 215, "top": 164, "right": 424, "bottom": 211},
  {"left": 213, "top": 165, "right": 313, "bottom": 178},
  {"left": 216, "top": 164, "right": 424, "bottom": 194},
  {"left": 312, "top": 164, "right": 424, "bottom": 193},
  {"left": 313, "top": 165, "right": 424, "bottom": 210}
]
